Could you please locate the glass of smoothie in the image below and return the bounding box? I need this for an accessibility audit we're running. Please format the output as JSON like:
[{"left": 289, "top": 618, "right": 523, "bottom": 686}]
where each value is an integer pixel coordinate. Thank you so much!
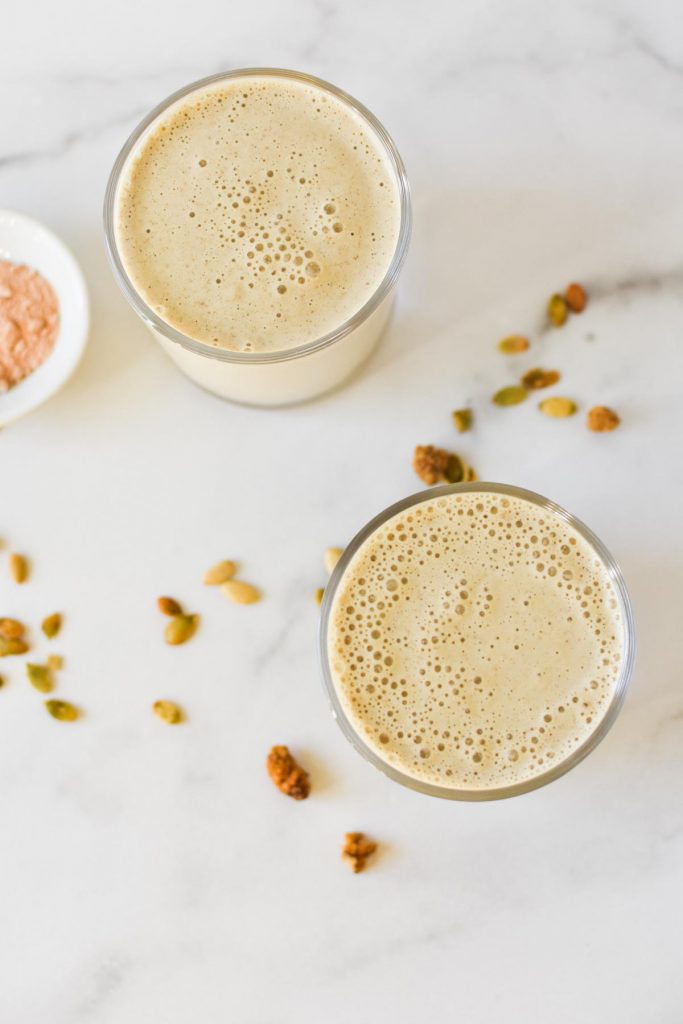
[
  {"left": 320, "top": 483, "right": 635, "bottom": 800},
  {"left": 104, "top": 68, "right": 411, "bottom": 406}
]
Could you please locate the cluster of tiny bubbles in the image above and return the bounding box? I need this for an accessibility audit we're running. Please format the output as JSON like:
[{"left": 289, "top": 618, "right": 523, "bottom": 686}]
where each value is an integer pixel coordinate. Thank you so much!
[{"left": 328, "top": 492, "right": 623, "bottom": 790}]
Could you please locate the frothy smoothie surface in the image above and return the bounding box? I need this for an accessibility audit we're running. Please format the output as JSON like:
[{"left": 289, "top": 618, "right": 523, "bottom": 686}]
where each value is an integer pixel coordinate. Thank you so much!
[
  {"left": 327, "top": 492, "right": 624, "bottom": 792},
  {"left": 115, "top": 75, "right": 401, "bottom": 352}
]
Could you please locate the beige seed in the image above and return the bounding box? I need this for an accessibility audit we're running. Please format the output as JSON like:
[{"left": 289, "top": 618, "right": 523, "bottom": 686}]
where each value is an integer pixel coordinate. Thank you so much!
[
  {"left": 203, "top": 560, "right": 237, "bottom": 585},
  {"left": 47, "top": 654, "right": 64, "bottom": 672},
  {"left": 42, "top": 612, "right": 62, "bottom": 639},
  {"left": 539, "top": 396, "right": 577, "bottom": 418},
  {"left": 45, "top": 699, "right": 79, "bottom": 722},
  {"left": 0, "top": 618, "right": 25, "bottom": 640},
  {"left": 493, "top": 386, "right": 527, "bottom": 407},
  {"left": 157, "top": 596, "right": 183, "bottom": 617},
  {"left": 221, "top": 580, "right": 261, "bottom": 605},
  {"left": 9, "top": 553, "right": 28, "bottom": 583},
  {"left": 324, "top": 548, "right": 343, "bottom": 575},
  {"left": 164, "top": 613, "right": 199, "bottom": 645},
  {"left": 153, "top": 699, "right": 183, "bottom": 724},
  {"left": 0, "top": 638, "right": 28, "bottom": 657},
  {"left": 26, "top": 663, "right": 54, "bottom": 693},
  {"left": 498, "top": 335, "right": 529, "bottom": 355}
]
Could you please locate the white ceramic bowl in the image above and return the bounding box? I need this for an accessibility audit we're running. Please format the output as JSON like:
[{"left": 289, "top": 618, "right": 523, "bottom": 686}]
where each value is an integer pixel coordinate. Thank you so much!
[{"left": 0, "top": 208, "right": 89, "bottom": 426}]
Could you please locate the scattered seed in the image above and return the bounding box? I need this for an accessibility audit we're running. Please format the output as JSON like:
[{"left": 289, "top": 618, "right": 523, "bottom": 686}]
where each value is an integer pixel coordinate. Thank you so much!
[
  {"left": 539, "top": 396, "right": 577, "bottom": 418},
  {"left": 463, "top": 463, "right": 479, "bottom": 482},
  {"left": 221, "top": 580, "right": 261, "bottom": 605},
  {"left": 565, "top": 282, "right": 587, "bottom": 313},
  {"left": 548, "top": 293, "right": 568, "bottom": 327},
  {"left": 9, "top": 553, "right": 28, "bottom": 583},
  {"left": 498, "top": 335, "right": 529, "bottom": 355},
  {"left": 47, "top": 654, "right": 63, "bottom": 672},
  {"left": 203, "top": 560, "right": 237, "bottom": 585},
  {"left": 0, "top": 638, "right": 28, "bottom": 657},
  {"left": 45, "top": 699, "right": 78, "bottom": 722},
  {"left": 445, "top": 454, "right": 464, "bottom": 484},
  {"left": 521, "top": 368, "right": 561, "bottom": 390},
  {"left": 493, "top": 385, "right": 527, "bottom": 407},
  {"left": 315, "top": 588, "right": 324, "bottom": 606},
  {"left": 0, "top": 618, "right": 25, "bottom": 640},
  {"left": 26, "top": 663, "right": 54, "bottom": 693},
  {"left": 158, "top": 596, "right": 183, "bottom": 617},
  {"left": 153, "top": 699, "right": 183, "bottom": 724},
  {"left": 324, "top": 548, "right": 343, "bottom": 575},
  {"left": 587, "top": 405, "right": 620, "bottom": 432},
  {"left": 164, "top": 613, "right": 199, "bottom": 645},
  {"left": 0, "top": 675, "right": 5, "bottom": 688},
  {"left": 452, "top": 408, "right": 472, "bottom": 433},
  {"left": 41, "top": 613, "right": 62, "bottom": 639},
  {"left": 342, "top": 832, "right": 378, "bottom": 873}
]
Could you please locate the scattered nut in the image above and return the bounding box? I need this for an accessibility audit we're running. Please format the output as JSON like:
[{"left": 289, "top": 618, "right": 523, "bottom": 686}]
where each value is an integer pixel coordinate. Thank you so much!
[
  {"left": 492, "top": 386, "right": 527, "bottom": 407},
  {"left": 547, "top": 293, "right": 568, "bottom": 327},
  {"left": 0, "top": 618, "right": 25, "bottom": 640},
  {"left": 342, "top": 832, "right": 377, "bottom": 873},
  {"left": 47, "top": 654, "right": 63, "bottom": 672},
  {"left": 413, "top": 445, "right": 450, "bottom": 485},
  {"left": 0, "top": 638, "right": 29, "bottom": 657},
  {"left": 153, "top": 699, "right": 183, "bottom": 724},
  {"left": 44, "top": 699, "right": 78, "bottom": 722},
  {"left": 41, "top": 613, "right": 62, "bottom": 639},
  {"left": 539, "top": 396, "right": 577, "bottom": 418},
  {"left": 26, "top": 663, "right": 53, "bottom": 693},
  {"left": 9, "top": 553, "right": 28, "bottom": 584},
  {"left": 314, "top": 588, "right": 324, "bottom": 606},
  {"left": 203, "top": 560, "right": 237, "bottom": 585},
  {"left": 521, "top": 368, "right": 560, "bottom": 390},
  {"left": 452, "top": 408, "right": 472, "bottom": 433},
  {"left": 498, "top": 335, "right": 529, "bottom": 355},
  {"left": 164, "top": 613, "right": 199, "bottom": 645},
  {"left": 587, "top": 405, "right": 620, "bottom": 432},
  {"left": 565, "top": 282, "right": 587, "bottom": 313},
  {"left": 324, "top": 548, "right": 343, "bottom": 575},
  {"left": 221, "top": 580, "right": 261, "bottom": 605},
  {"left": 157, "top": 596, "right": 183, "bottom": 617},
  {"left": 267, "top": 745, "right": 310, "bottom": 800}
]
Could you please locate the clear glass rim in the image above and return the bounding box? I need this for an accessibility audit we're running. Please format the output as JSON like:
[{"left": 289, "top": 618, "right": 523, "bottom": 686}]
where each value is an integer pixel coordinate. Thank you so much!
[
  {"left": 103, "top": 67, "right": 412, "bottom": 365},
  {"left": 319, "top": 482, "right": 636, "bottom": 802}
]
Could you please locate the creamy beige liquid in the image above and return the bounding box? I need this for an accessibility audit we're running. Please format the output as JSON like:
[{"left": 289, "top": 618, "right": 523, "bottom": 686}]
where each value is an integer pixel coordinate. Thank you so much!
[
  {"left": 114, "top": 75, "right": 401, "bottom": 352},
  {"left": 327, "top": 491, "right": 624, "bottom": 791}
]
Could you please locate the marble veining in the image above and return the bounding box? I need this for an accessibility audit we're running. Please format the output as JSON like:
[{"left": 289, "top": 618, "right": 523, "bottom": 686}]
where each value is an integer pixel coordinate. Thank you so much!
[{"left": 1, "top": 1, "right": 682, "bottom": 1022}]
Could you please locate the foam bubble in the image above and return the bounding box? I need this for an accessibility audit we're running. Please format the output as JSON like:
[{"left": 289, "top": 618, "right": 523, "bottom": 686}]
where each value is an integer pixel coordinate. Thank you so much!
[{"left": 327, "top": 491, "right": 624, "bottom": 791}]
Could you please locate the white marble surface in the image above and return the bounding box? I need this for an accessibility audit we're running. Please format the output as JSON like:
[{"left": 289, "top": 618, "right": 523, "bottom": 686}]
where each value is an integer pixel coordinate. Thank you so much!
[{"left": 1, "top": 1, "right": 682, "bottom": 1020}]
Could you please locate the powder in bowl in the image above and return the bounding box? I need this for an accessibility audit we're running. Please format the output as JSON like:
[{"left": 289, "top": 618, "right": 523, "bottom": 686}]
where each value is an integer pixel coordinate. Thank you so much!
[{"left": 0, "top": 259, "right": 59, "bottom": 391}]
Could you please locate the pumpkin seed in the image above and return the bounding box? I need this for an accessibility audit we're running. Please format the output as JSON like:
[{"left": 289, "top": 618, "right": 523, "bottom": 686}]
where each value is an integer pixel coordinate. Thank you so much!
[
  {"left": 221, "top": 581, "right": 261, "bottom": 605},
  {"left": 203, "top": 560, "right": 236, "bottom": 585},
  {"left": 452, "top": 408, "right": 472, "bottom": 433},
  {"left": 153, "top": 699, "right": 183, "bottom": 724},
  {"left": 445, "top": 454, "right": 464, "bottom": 484},
  {"left": 0, "top": 618, "right": 25, "bottom": 640},
  {"left": 0, "top": 637, "right": 28, "bottom": 657},
  {"left": 164, "top": 613, "right": 199, "bottom": 645},
  {"left": 324, "top": 548, "right": 343, "bottom": 575},
  {"left": 157, "top": 596, "right": 182, "bottom": 617},
  {"left": 45, "top": 699, "right": 78, "bottom": 722},
  {"left": 26, "top": 663, "right": 53, "bottom": 693},
  {"left": 47, "top": 654, "right": 63, "bottom": 672},
  {"left": 493, "top": 386, "right": 527, "bottom": 407},
  {"left": 521, "top": 368, "right": 560, "bottom": 390},
  {"left": 565, "top": 282, "right": 587, "bottom": 313},
  {"left": 498, "top": 335, "right": 529, "bottom": 355},
  {"left": 547, "top": 294, "right": 568, "bottom": 327},
  {"left": 41, "top": 613, "right": 62, "bottom": 639},
  {"left": 9, "top": 553, "right": 28, "bottom": 584},
  {"left": 539, "top": 396, "right": 577, "bottom": 418},
  {"left": 315, "top": 588, "right": 324, "bottom": 606}
]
